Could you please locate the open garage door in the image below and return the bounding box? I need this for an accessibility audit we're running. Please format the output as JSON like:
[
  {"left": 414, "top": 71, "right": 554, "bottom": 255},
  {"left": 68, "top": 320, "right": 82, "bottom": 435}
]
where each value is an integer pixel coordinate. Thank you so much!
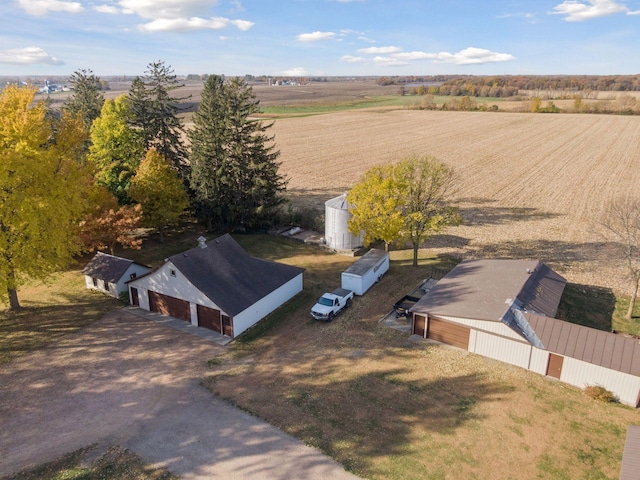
[
  {"left": 148, "top": 291, "right": 191, "bottom": 323},
  {"left": 428, "top": 317, "right": 470, "bottom": 350},
  {"left": 197, "top": 305, "right": 222, "bottom": 333}
]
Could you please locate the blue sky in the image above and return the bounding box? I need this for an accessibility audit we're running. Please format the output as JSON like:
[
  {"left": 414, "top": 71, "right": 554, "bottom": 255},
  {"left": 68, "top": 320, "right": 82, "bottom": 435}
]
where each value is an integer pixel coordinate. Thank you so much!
[{"left": 1, "top": 0, "right": 639, "bottom": 77}]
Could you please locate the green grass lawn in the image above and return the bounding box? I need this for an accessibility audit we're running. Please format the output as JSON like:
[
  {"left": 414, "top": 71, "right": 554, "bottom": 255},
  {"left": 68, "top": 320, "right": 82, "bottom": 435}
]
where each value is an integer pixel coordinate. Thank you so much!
[{"left": 258, "top": 94, "right": 507, "bottom": 117}]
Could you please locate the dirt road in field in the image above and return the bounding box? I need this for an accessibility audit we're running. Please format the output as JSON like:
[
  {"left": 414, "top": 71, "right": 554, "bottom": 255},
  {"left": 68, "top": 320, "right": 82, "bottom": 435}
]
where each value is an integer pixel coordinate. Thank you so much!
[{"left": 0, "top": 310, "right": 359, "bottom": 480}]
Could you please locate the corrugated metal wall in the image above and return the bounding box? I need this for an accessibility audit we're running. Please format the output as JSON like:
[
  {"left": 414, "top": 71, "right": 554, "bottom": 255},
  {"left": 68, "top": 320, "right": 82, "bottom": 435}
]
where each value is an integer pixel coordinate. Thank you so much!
[
  {"left": 560, "top": 355, "right": 640, "bottom": 407},
  {"left": 472, "top": 330, "right": 532, "bottom": 369}
]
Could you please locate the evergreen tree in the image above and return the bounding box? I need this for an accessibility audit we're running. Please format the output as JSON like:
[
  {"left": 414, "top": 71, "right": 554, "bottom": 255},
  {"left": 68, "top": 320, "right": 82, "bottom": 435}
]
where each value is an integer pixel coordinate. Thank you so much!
[
  {"left": 189, "top": 76, "right": 286, "bottom": 231},
  {"left": 128, "top": 61, "right": 189, "bottom": 177},
  {"left": 63, "top": 68, "right": 105, "bottom": 130}
]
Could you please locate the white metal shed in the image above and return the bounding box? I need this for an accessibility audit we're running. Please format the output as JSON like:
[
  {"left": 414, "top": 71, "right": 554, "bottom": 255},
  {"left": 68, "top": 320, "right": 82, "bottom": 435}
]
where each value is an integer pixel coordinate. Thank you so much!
[{"left": 341, "top": 249, "right": 389, "bottom": 295}]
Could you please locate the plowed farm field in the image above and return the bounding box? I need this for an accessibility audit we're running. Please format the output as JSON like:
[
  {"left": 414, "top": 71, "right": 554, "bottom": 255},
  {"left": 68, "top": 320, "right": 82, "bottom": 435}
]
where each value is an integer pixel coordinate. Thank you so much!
[{"left": 270, "top": 110, "right": 640, "bottom": 293}]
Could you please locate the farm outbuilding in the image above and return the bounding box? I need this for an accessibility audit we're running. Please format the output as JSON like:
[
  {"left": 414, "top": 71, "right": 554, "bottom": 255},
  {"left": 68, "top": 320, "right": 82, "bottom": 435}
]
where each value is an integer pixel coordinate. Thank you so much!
[
  {"left": 127, "top": 234, "right": 304, "bottom": 339},
  {"left": 341, "top": 249, "right": 389, "bottom": 295},
  {"left": 82, "top": 252, "right": 150, "bottom": 298},
  {"left": 410, "top": 259, "right": 640, "bottom": 407},
  {"left": 324, "top": 193, "right": 364, "bottom": 251}
]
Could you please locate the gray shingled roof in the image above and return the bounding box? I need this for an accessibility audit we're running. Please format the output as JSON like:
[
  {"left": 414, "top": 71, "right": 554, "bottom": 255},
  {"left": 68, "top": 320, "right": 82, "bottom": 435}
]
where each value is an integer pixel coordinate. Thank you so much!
[
  {"left": 168, "top": 234, "right": 304, "bottom": 317},
  {"left": 410, "top": 259, "right": 566, "bottom": 322},
  {"left": 524, "top": 312, "right": 640, "bottom": 376},
  {"left": 82, "top": 252, "right": 142, "bottom": 283}
]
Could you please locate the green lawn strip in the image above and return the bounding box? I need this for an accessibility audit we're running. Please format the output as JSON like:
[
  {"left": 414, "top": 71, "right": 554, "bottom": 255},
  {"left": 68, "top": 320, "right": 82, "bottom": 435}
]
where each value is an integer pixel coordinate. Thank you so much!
[{"left": 1, "top": 445, "right": 178, "bottom": 480}]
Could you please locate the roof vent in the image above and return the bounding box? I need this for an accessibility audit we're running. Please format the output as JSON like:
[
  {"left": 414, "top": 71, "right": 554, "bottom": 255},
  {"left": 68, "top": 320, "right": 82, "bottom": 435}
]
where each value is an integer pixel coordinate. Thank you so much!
[
  {"left": 526, "top": 268, "right": 532, "bottom": 274},
  {"left": 197, "top": 236, "right": 207, "bottom": 249}
]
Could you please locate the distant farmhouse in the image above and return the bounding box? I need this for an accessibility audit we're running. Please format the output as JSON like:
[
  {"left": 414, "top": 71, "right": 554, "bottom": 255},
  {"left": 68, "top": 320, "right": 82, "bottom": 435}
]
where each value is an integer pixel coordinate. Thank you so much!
[
  {"left": 127, "top": 234, "right": 304, "bottom": 339},
  {"left": 83, "top": 252, "right": 150, "bottom": 299},
  {"left": 410, "top": 259, "right": 640, "bottom": 407}
]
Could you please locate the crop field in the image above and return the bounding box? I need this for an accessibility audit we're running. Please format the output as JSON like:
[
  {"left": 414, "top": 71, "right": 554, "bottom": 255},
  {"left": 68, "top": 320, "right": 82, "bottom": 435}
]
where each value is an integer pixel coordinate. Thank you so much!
[{"left": 269, "top": 110, "right": 640, "bottom": 294}]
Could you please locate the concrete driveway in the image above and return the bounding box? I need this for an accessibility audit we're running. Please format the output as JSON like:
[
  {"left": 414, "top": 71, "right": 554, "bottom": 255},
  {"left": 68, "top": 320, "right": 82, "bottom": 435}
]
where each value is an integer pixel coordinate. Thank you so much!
[{"left": 0, "top": 310, "right": 359, "bottom": 479}]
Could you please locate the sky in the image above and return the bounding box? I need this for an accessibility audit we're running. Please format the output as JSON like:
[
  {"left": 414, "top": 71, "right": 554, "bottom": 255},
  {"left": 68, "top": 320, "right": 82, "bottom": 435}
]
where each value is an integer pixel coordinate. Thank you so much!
[{"left": 1, "top": 0, "right": 640, "bottom": 78}]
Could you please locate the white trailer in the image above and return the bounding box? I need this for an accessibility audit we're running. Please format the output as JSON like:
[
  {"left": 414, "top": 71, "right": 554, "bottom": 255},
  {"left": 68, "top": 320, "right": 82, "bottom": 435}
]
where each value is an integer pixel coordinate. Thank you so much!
[{"left": 341, "top": 249, "right": 389, "bottom": 295}]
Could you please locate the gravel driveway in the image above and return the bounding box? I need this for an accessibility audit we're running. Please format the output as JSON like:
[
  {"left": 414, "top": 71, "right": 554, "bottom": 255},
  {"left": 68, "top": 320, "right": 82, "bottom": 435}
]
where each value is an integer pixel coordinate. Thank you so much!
[{"left": 0, "top": 310, "right": 359, "bottom": 479}]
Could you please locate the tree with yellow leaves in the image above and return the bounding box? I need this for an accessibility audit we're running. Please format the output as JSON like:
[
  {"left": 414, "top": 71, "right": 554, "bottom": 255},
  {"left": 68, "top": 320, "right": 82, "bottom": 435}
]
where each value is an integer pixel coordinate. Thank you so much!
[
  {"left": 348, "top": 155, "right": 461, "bottom": 266},
  {"left": 0, "top": 85, "right": 92, "bottom": 310},
  {"left": 128, "top": 149, "right": 190, "bottom": 242}
]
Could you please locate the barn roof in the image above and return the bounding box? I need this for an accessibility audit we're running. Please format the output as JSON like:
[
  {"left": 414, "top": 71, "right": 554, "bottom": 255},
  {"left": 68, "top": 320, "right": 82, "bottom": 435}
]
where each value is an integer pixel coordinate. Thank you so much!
[
  {"left": 621, "top": 426, "right": 640, "bottom": 480},
  {"left": 82, "top": 252, "right": 146, "bottom": 283},
  {"left": 166, "top": 234, "right": 304, "bottom": 317},
  {"left": 410, "top": 259, "right": 566, "bottom": 321},
  {"left": 524, "top": 312, "right": 640, "bottom": 376}
]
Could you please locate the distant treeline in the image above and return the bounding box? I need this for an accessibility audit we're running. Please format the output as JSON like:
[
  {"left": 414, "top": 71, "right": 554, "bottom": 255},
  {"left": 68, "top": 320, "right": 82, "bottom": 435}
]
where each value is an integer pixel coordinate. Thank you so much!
[{"left": 377, "top": 75, "right": 640, "bottom": 95}]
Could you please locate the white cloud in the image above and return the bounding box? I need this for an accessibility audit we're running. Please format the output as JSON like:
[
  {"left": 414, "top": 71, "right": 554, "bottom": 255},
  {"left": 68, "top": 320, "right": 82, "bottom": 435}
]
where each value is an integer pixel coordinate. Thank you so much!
[
  {"left": 392, "top": 51, "right": 431, "bottom": 61},
  {"left": 628, "top": 9, "right": 640, "bottom": 14},
  {"left": 16, "top": 0, "right": 83, "bottom": 16},
  {"left": 0, "top": 46, "right": 64, "bottom": 65},
  {"left": 111, "top": 0, "right": 253, "bottom": 32},
  {"left": 297, "top": 31, "right": 336, "bottom": 42},
  {"left": 358, "top": 46, "right": 402, "bottom": 54},
  {"left": 372, "top": 56, "right": 408, "bottom": 67},
  {"left": 550, "top": 0, "right": 628, "bottom": 21},
  {"left": 281, "top": 67, "right": 308, "bottom": 76},
  {"left": 424, "top": 47, "right": 515, "bottom": 65},
  {"left": 94, "top": 4, "right": 120, "bottom": 14},
  {"left": 339, "top": 55, "right": 366, "bottom": 63}
]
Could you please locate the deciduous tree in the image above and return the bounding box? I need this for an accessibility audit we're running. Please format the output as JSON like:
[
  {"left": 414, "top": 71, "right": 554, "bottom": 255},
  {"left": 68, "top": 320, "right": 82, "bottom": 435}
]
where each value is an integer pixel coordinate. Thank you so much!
[
  {"left": 348, "top": 155, "right": 460, "bottom": 266},
  {"left": 600, "top": 195, "right": 640, "bottom": 320},
  {"left": 0, "top": 86, "right": 92, "bottom": 310},
  {"left": 128, "top": 149, "right": 190, "bottom": 242},
  {"left": 347, "top": 165, "right": 405, "bottom": 251},
  {"left": 88, "top": 95, "right": 145, "bottom": 204},
  {"left": 397, "top": 156, "right": 461, "bottom": 266},
  {"left": 80, "top": 186, "right": 143, "bottom": 255}
]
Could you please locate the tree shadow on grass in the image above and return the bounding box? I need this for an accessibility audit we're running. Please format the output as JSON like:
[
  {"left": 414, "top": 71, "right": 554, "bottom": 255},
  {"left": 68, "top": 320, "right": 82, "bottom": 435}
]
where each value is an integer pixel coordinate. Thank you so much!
[{"left": 557, "top": 283, "right": 615, "bottom": 332}]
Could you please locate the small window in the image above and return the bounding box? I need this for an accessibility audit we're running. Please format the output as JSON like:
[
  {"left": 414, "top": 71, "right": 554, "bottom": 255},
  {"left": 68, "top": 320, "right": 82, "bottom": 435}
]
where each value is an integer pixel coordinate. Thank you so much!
[
  {"left": 170, "top": 269, "right": 176, "bottom": 277},
  {"left": 92, "top": 277, "right": 98, "bottom": 287},
  {"left": 130, "top": 273, "right": 137, "bottom": 280}
]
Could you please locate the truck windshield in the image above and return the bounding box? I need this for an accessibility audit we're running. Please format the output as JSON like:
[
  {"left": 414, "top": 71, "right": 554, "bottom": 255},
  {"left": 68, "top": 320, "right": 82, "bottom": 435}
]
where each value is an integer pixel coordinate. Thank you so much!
[{"left": 318, "top": 297, "right": 333, "bottom": 306}]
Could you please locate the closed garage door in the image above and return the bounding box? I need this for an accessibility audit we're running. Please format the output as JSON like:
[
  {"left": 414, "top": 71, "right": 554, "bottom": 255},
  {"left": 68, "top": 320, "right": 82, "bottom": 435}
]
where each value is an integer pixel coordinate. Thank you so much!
[
  {"left": 148, "top": 291, "right": 191, "bottom": 323},
  {"left": 197, "top": 305, "right": 222, "bottom": 333},
  {"left": 428, "top": 317, "right": 470, "bottom": 350}
]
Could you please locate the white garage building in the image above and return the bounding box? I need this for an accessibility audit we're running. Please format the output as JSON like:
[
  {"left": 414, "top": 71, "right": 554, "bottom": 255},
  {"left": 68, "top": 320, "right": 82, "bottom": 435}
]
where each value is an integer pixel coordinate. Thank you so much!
[{"left": 128, "top": 234, "right": 304, "bottom": 339}]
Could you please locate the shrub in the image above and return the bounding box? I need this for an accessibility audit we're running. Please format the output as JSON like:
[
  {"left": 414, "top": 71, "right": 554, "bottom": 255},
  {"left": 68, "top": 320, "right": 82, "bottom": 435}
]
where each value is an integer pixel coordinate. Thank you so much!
[{"left": 584, "top": 385, "right": 617, "bottom": 403}]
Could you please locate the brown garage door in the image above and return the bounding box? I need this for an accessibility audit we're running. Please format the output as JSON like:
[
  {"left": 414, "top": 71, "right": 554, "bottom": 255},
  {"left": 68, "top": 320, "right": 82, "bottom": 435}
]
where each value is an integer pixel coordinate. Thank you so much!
[
  {"left": 413, "top": 315, "right": 427, "bottom": 337},
  {"left": 197, "top": 305, "right": 222, "bottom": 333},
  {"left": 428, "top": 317, "right": 470, "bottom": 350},
  {"left": 148, "top": 291, "right": 191, "bottom": 323}
]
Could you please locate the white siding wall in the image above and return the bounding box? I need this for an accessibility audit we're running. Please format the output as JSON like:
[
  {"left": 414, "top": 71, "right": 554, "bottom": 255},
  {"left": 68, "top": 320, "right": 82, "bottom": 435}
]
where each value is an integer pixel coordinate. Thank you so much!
[
  {"left": 233, "top": 273, "right": 304, "bottom": 337},
  {"left": 560, "top": 356, "right": 640, "bottom": 407},
  {"left": 529, "top": 348, "right": 550, "bottom": 375},
  {"left": 471, "top": 330, "right": 532, "bottom": 369},
  {"left": 441, "top": 315, "right": 640, "bottom": 407},
  {"left": 115, "top": 264, "right": 150, "bottom": 295}
]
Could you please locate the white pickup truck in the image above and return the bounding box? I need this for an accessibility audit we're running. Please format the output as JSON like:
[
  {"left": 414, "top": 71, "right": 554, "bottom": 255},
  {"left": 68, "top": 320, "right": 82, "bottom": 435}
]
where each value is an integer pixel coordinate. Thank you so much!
[{"left": 310, "top": 287, "right": 354, "bottom": 321}]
